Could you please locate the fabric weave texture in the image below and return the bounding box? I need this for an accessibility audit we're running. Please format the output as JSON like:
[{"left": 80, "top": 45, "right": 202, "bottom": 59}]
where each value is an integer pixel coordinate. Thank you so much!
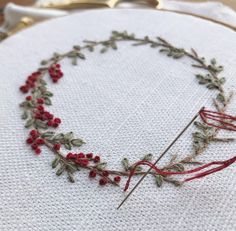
[{"left": 0, "top": 9, "right": 235, "bottom": 231}]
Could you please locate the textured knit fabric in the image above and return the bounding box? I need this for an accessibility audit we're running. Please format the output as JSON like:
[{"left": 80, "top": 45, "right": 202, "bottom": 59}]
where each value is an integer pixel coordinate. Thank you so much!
[{"left": 0, "top": 9, "right": 235, "bottom": 231}]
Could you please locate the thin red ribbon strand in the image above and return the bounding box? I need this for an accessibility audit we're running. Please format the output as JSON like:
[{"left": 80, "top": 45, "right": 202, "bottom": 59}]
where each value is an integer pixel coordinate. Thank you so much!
[
  {"left": 199, "top": 108, "right": 236, "bottom": 131},
  {"left": 124, "top": 156, "right": 236, "bottom": 191},
  {"left": 124, "top": 108, "right": 236, "bottom": 191}
]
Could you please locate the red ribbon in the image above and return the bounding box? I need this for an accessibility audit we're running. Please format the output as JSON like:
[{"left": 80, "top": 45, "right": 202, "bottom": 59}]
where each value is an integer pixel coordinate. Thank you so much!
[
  {"left": 199, "top": 108, "right": 236, "bottom": 131},
  {"left": 124, "top": 108, "right": 236, "bottom": 191},
  {"left": 124, "top": 156, "right": 236, "bottom": 191}
]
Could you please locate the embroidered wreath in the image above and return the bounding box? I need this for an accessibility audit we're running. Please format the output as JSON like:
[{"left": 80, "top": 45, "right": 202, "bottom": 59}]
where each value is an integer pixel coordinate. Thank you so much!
[{"left": 19, "top": 31, "right": 235, "bottom": 191}]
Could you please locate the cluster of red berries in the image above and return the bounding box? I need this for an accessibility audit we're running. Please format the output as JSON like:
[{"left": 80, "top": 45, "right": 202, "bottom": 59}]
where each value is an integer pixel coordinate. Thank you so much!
[
  {"left": 95, "top": 172, "right": 121, "bottom": 186},
  {"left": 25, "top": 96, "right": 62, "bottom": 128},
  {"left": 66, "top": 152, "right": 121, "bottom": 186},
  {"left": 26, "top": 130, "right": 44, "bottom": 155},
  {"left": 19, "top": 71, "right": 41, "bottom": 93},
  {"left": 66, "top": 152, "right": 100, "bottom": 166},
  {"left": 48, "top": 64, "right": 63, "bottom": 83},
  {"left": 92, "top": 171, "right": 121, "bottom": 186}
]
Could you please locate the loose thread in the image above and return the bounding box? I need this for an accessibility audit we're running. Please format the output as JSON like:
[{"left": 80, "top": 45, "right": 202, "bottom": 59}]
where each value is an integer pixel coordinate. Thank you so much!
[
  {"left": 124, "top": 108, "right": 236, "bottom": 191},
  {"left": 124, "top": 156, "right": 236, "bottom": 191},
  {"left": 199, "top": 108, "right": 236, "bottom": 131}
]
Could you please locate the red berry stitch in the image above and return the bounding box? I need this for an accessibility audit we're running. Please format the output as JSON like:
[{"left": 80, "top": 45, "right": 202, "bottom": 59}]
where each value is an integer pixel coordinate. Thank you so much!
[
  {"left": 54, "top": 118, "right": 61, "bottom": 124},
  {"left": 26, "top": 96, "right": 32, "bottom": 101},
  {"left": 94, "top": 156, "right": 100, "bottom": 163},
  {"left": 20, "top": 71, "right": 41, "bottom": 94},
  {"left": 48, "top": 64, "right": 63, "bottom": 83},
  {"left": 86, "top": 153, "right": 93, "bottom": 159},
  {"left": 26, "top": 137, "right": 33, "bottom": 144},
  {"left": 31, "top": 143, "right": 38, "bottom": 150},
  {"left": 30, "top": 130, "right": 39, "bottom": 139},
  {"left": 53, "top": 143, "right": 61, "bottom": 151},
  {"left": 99, "top": 178, "right": 108, "bottom": 186},
  {"left": 37, "top": 105, "right": 44, "bottom": 111},
  {"left": 66, "top": 153, "right": 76, "bottom": 159},
  {"left": 89, "top": 170, "right": 97, "bottom": 178},
  {"left": 37, "top": 98, "right": 44, "bottom": 104},
  {"left": 36, "top": 138, "right": 45, "bottom": 145},
  {"left": 47, "top": 120, "right": 54, "bottom": 126},
  {"left": 77, "top": 153, "right": 85, "bottom": 158},
  {"left": 52, "top": 122, "right": 59, "bottom": 128},
  {"left": 114, "top": 176, "right": 121, "bottom": 183},
  {"left": 35, "top": 148, "right": 41, "bottom": 155},
  {"left": 102, "top": 171, "right": 109, "bottom": 177},
  {"left": 19, "top": 85, "right": 29, "bottom": 93}
]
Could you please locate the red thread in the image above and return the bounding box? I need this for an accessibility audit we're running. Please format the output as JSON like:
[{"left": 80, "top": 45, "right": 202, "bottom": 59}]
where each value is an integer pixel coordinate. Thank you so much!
[
  {"left": 199, "top": 108, "right": 236, "bottom": 131},
  {"left": 124, "top": 156, "right": 236, "bottom": 191}
]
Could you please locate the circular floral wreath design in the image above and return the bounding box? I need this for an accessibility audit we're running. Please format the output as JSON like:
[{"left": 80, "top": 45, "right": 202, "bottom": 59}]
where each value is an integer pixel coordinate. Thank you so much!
[{"left": 19, "top": 31, "right": 235, "bottom": 190}]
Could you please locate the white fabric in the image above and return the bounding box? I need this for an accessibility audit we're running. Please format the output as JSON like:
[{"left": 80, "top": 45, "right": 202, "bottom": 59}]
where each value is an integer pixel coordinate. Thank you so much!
[
  {"left": 0, "top": 9, "right": 236, "bottom": 231},
  {"left": 2, "top": 0, "right": 236, "bottom": 32}
]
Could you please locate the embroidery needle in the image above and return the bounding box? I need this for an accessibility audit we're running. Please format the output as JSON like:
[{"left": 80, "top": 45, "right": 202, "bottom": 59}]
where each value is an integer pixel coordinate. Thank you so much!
[{"left": 117, "top": 107, "right": 203, "bottom": 209}]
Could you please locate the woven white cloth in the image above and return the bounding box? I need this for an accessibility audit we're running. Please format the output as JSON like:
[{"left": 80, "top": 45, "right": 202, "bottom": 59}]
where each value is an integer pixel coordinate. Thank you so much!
[{"left": 0, "top": 9, "right": 236, "bottom": 231}]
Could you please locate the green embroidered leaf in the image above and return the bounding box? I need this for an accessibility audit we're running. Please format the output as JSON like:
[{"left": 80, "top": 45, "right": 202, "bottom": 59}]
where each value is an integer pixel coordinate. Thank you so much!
[
  {"left": 150, "top": 43, "right": 159, "bottom": 48},
  {"left": 208, "top": 58, "right": 224, "bottom": 73},
  {"left": 216, "top": 92, "right": 225, "bottom": 103},
  {"left": 196, "top": 72, "right": 224, "bottom": 90},
  {"left": 219, "top": 77, "right": 226, "bottom": 84},
  {"left": 78, "top": 53, "right": 86, "bottom": 60},
  {"left": 35, "top": 120, "right": 48, "bottom": 129},
  {"left": 44, "top": 97, "right": 52, "bottom": 105},
  {"left": 25, "top": 119, "right": 34, "bottom": 128},
  {"left": 73, "top": 45, "right": 81, "bottom": 50},
  {"left": 41, "top": 131, "right": 55, "bottom": 138},
  {"left": 41, "top": 60, "right": 48, "bottom": 65},
  {"left": 19, "top": 101, "right": 28, "bottom": 107},
  {"left": 172, "top": 163, "right": 185, "bottom": 172},
  {"left": 52, "top": 156, "right": 60, "bottom": 169},
  {"left": 207, "top": 83, "right": 218, "bottom": 89},
  {"left": 53, "top": 133, "right": 64, "bottom": 141},
  {"left": 67, "top": 172, "right": 75, "bottom": 183},
  {"left": 193, "top": 132, "right": 206, "bottom": 140},
  {"left": 71, "top": 139, "right": 85, "bottom": 147},
  {"left": 142, "top": 154, "right": 153, "bottom": 161},
  {"left": 71, "top": 56, "right": 78, "bottom": 65},
  {"left": 122, "top": 158, "right": 130, "bottom": 171},
  {"left": 96, "top": 162, "right": 107, "bottom": 171},
  {"left": 27, "top": 101, "right": 35, "bottom": 108},
  {"left": 44, "top": 91, "right": 53, "bottom": 97},
  {"left": 160, "top": 47, "right": 185, "bottom": 59},
  {"left": 132, "top": 166, "right": 142, "bottom": 172},
  {"left": 155, "top": 175, "right": 163, "bottom": 187},
  {"left": 64, "top": 143, "right": 72, "bottom": 150},
  {"left": 100, "top": 47, "right": 108, "bottom": 53},
  {"left": 66, "top": 163, "right": 78, "bottom": 173},
  {"left": 211, "top": 58, "right": 216, "bottom": 65},
  {"left": 56, "top": 164, "right": 65, "bottom": 176},
  {"left": 64, "top": 132, "right": 74, "bottom": 141},
  {"left": 21, "top": 111, "right": 28, "bottom": 120},
  {"left": 194, "top": 121, "right": 208, "bottom": 131},
  {"left": 39, "top": 79, "right": 47, "bottom": 86},
  {"left": 110, "top": 41, "right": 117, "bottom": 50},
  {"left": 87, "top": 46, "right": 94, "bottom": 52}
]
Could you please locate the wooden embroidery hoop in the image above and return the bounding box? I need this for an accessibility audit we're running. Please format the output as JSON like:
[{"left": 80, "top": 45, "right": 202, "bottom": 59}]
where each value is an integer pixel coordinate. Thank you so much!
[
  {"left": 160, "top": 9, "right": 236, "bottom": 32},
  {"left": 0, "top": 6, "right": 235, "bottom": 42}
]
